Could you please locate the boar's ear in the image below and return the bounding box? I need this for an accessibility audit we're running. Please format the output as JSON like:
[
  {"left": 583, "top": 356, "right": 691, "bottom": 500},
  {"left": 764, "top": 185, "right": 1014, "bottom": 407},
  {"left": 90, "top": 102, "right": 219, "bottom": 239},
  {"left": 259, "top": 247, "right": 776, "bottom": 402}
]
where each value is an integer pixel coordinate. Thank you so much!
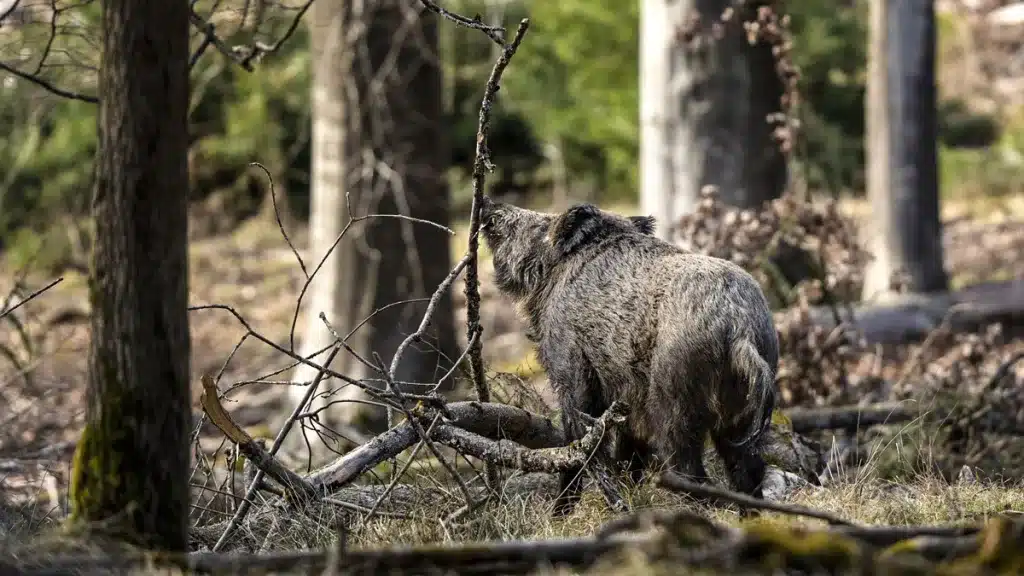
[
  {"left": 548, "top": 203, "right": 604, "bottom": 258},
  {"left": 629, "top": 215, "right": 656, "bottom": 235}
]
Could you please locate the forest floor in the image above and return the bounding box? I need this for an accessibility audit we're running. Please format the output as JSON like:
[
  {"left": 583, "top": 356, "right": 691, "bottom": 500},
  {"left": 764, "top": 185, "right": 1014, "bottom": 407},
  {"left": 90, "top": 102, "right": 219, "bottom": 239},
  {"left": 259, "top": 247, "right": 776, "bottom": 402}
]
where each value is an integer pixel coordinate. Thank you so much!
[{"left": 1, "top": 193, "right": 1024, "bottom": 573}]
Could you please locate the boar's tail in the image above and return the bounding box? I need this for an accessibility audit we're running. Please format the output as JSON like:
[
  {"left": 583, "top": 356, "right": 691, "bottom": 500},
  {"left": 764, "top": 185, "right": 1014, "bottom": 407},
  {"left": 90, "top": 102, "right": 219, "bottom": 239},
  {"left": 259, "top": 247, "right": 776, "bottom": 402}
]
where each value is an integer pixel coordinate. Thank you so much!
[{"left": 727, "top": 337, "right": 777, "bottom": 448}]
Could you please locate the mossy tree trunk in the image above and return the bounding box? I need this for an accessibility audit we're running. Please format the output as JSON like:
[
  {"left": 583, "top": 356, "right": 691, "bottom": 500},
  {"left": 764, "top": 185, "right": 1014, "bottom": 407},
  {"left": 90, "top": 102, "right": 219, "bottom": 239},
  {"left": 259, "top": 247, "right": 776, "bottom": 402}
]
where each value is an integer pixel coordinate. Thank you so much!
[
  {"left": 70, "top": 0, "right": 191, "bottom": 552},
  {"left": 640, "top": 0, "right": 787, "bottom": 242}
]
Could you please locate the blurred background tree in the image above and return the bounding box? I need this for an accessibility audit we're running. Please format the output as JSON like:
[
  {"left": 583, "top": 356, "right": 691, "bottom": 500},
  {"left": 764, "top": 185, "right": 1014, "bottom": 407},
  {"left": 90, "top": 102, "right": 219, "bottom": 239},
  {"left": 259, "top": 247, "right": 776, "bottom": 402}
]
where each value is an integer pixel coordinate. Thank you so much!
[{"left": 1, "top": 0, "right": 1021, "bottom": 272}]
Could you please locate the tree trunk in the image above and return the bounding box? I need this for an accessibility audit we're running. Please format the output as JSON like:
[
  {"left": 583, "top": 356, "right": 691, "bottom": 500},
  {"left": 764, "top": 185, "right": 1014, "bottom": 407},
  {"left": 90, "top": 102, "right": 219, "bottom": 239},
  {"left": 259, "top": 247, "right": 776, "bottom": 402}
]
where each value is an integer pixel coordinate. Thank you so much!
[
  {"left": 862, "top": 0, "right": 948, "bottom": 302},
  {"left": 640, "top": 0, "right": 787, "bottom": 243},
  {"left": 360, "top": 1, "right": 455, "bottom": 390},
  {"left": 288, "top": 0, "right": 456, "bottom": 461},
  {"left": 286, "top": 0, "right": 374, "bottom": 461},
  {"left": 69, "top": 0, "right": 191, "bottom": 552}
]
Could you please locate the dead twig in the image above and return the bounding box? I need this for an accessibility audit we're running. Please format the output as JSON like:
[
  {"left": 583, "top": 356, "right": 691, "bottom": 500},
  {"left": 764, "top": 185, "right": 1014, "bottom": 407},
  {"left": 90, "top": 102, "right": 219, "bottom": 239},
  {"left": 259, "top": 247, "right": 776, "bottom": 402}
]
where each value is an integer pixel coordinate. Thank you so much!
[
  {"left": 199, "top": 375, "right": 320, "bottom": 506},
  {"left": 0, "top": 61, "right": 98, "bottom": 103},
  {"left": 0, "top": 0, "right": 22, "bottom": 23},
  {"left": 190, "top": 303, "right": 388, "bottom": 404},
  {"left": 0, "top": 277, "right": 62, "bottom": 321},
  {"left": 187, "top": 0, "right": 314, "bottom": 72},
  {"left": 250, "top": 161, "right": 306, "bottom": 278},
  {"left": 417, "top": 0, "right": 506, "bottom": 45},
  {"left": 657, "top": 471, "right": 854, "bottom": 526}
]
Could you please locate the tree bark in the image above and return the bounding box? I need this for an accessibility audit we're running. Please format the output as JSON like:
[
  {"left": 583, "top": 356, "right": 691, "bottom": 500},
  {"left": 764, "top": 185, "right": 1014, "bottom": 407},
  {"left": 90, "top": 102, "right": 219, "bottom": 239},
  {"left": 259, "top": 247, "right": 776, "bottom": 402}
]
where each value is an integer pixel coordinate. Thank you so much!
[
  {"left": 640, "top": 0, "right": 787, "bottom": 243},
  {"left": 862, "top": 0, "right": 948, "bottom": 302},
  {"left": 69, "top": 0, "right": 191, "bottom": 552},
  {"left": 289, "top": 0, "right": 457, "bottom": 460}
]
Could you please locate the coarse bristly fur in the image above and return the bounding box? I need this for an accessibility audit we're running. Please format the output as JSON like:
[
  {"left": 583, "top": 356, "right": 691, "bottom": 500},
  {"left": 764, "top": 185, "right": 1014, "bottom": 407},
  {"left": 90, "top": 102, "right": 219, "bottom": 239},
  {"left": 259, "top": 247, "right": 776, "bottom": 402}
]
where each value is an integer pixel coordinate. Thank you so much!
[{"left": 478, "top": 196, "right": 779, "bottom": 515}]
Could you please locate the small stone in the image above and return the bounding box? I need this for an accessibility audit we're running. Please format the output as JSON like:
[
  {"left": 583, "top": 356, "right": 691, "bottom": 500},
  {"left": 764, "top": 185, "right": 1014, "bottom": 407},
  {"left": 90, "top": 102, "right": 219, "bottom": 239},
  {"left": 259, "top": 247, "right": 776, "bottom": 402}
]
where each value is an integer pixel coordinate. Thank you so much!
[
  {"left": 761, "top": 465, "right": 812, "bottom": 502},
  {"left": 957, "top": 464, "right": 976, "bottom": 486}
]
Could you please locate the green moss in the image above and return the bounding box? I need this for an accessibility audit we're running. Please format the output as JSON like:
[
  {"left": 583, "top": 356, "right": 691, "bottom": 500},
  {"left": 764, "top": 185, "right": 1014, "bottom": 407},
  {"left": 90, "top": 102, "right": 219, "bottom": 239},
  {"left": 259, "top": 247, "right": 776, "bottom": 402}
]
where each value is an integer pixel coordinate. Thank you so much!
[
  {"left": 743, "top": 523, "right": 865, "bottom": 571},
  {"left": 68, "top": 355, "right": 131, "bottom": 526},
  {"left": 771, "top": 410, "right": 793, "bottom": 429},
  {"left": 947, "top": 518, "right": 1024, "bottom": 574},
  {"left": 67, "top": 343, "right": 188, "bottom": 551},
  {"left": 878, "top": 537, "right": 932, "bottom": 559}
]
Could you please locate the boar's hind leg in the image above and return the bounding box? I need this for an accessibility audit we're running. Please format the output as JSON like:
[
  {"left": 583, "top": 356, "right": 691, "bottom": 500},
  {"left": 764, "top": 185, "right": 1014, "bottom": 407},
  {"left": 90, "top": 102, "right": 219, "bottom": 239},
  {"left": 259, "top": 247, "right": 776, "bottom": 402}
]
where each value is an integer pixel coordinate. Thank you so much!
[
  {"left": 654, "top": 416, "right": 710, "bottom": 484},
  {"left": 712, "top": 423, "right": 768, "bottom": 498},
  {"left": 546, "top": 347, "right": 604, "bottom": 516},
  {"left": 650, "top": 364, "right": 710, "bottom": 484}
]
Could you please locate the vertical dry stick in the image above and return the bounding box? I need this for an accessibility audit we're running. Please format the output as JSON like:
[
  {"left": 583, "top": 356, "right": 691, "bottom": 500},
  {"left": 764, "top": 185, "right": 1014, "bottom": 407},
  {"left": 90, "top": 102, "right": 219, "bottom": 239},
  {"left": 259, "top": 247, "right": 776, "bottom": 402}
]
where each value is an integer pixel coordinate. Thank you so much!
[{"left": 462, "top": 18, "right": 531, "bottom": 493}]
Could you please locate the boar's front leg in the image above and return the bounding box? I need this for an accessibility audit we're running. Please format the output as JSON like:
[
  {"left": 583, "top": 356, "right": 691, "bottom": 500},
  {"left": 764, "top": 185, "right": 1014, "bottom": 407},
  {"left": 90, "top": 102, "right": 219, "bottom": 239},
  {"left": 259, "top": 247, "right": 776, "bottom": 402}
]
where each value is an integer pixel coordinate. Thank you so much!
[
  {"left": 614, "top": 430, "right": 654, "bottom": 486},
  {"left": 541, "top": 340, "right": 605, "bottom": 517}
]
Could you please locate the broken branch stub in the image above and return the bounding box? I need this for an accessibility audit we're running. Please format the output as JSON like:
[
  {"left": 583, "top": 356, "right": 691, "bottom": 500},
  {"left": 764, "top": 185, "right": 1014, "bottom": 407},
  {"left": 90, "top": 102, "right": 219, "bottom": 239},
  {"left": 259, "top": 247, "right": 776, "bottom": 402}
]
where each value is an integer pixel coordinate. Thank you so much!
[{"left": 199, "top": 375, "right": 320, "bottom": 505}]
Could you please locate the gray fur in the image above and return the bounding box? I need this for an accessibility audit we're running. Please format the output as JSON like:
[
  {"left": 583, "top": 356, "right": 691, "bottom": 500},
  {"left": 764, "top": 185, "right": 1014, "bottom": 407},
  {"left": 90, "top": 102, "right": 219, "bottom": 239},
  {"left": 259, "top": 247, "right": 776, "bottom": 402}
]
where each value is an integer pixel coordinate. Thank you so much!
[{"left": 479, "top": 197, "right": 779, "bottom": 513}]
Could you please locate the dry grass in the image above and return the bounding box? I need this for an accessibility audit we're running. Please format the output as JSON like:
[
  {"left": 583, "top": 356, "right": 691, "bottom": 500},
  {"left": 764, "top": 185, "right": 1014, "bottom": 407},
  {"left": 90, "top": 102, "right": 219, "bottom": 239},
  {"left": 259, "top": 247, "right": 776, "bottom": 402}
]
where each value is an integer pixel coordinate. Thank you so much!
[
  {"left": 343, "top": 467, "right": 1023, "bottom": 553},
  {"left": 5, "top": 467, "right": 1022, "bottom": 575},
  {"left": 178, "top": 444, "right": 1024, "bottom": 555}
]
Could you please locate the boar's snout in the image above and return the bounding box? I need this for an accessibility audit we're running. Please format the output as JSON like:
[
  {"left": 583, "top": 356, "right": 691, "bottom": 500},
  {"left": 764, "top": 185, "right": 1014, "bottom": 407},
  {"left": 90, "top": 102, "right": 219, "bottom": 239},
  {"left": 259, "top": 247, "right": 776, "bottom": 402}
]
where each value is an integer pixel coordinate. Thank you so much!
[{"left": 479, "top": 195, "right": 503, "bottom": 231}]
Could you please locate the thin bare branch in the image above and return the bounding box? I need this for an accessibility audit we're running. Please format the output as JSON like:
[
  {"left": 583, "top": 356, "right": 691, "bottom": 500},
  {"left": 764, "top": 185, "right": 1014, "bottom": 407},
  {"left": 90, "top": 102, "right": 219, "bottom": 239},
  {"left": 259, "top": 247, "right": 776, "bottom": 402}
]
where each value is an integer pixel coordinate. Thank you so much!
[
  {"left": 657, "top": 471, "right": 853, "bottom": 526},
  {"left": 0, "top": 61, "right": 99, "bottom": 102},
  {"left": 417, "top": 0, "right": 505, "bottom": 46},
  {"left": 0, "top": 277, "right": 63, "bottom": 321},
  {"left": 0, "top": 0, "right": 22, "bottom": 23},
  {"left": 248, "top": 162, "right": 311, "bottom": 276}
]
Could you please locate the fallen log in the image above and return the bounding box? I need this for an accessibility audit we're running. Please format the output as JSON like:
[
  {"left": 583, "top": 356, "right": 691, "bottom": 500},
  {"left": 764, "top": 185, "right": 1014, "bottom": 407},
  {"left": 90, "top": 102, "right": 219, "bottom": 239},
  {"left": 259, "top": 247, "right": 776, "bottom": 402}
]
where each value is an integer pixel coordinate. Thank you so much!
[
  {"left": 7, "top": 533, "right": 651, "bottom": 576},
  {"left": 785, "top": 402, "right": 919, "bottom": 434},
  {"left": 800, "top": 278, "right": 1024, "bottom": 345},
  {"left": 305, "top": 400, "right": 568, "bottom": 492},
  {"left": 785, "top": 398, "right": 1024, "bottom": 437}
]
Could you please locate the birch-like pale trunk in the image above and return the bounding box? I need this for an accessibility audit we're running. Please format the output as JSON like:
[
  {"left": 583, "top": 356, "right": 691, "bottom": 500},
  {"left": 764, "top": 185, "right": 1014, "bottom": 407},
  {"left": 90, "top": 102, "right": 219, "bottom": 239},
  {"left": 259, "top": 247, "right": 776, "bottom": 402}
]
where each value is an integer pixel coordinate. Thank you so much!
[
  {"left": 640, "top": 0, "right": 787, "bottom": 242},
  {"left": 285, "top": 0, "right": 374, "bottom": 462},
  {"left": 286, "top": 0, "right": 456, "bottom": 464}
]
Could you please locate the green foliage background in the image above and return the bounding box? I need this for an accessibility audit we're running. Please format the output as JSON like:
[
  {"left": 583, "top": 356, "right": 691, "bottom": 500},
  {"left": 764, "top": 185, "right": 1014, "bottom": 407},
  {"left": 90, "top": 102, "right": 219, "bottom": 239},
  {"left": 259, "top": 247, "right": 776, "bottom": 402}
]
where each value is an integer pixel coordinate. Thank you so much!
[{"left": 0, "top": 0, "right": 1019, "bottom": 268}]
